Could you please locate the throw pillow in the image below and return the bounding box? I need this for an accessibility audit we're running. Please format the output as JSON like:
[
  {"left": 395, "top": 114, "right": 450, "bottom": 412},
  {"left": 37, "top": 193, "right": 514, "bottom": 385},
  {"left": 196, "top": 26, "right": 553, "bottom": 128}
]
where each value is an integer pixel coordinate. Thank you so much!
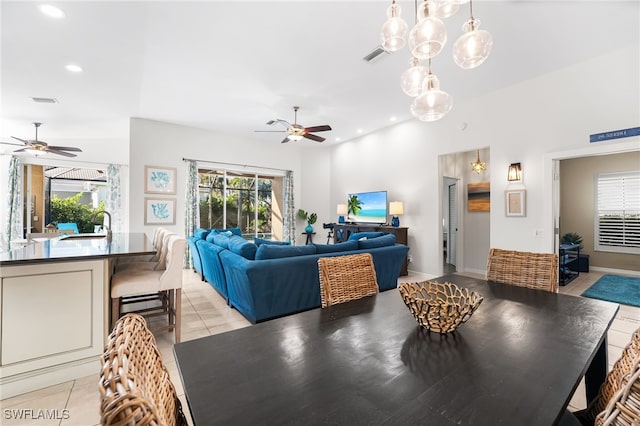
[
  {"left": 227, "top": 235, "right": 257, "bottom": 260},
  {"left": 348, "top": 231, "right": 384, "bottom": 241},
  {"left": 314, "top": 240, "right": 359, "bottom": 254},
  {"left": 254, "top": 237, "right": 291, "bottom": 247},
  {"left": 211, "top": 232, "right": 231, "bottom": 249},
  {"left": 193, "top": 228, "right": 211, "bottom": 240},
  {"left": 255, "top": 244, "right": 317, "bottom": 260},
  {"left": 358, "top": 233, "right": 396, "bottom": 249},
  {"left": 211, "top": 227, "right": 242, "bottom": 237}
]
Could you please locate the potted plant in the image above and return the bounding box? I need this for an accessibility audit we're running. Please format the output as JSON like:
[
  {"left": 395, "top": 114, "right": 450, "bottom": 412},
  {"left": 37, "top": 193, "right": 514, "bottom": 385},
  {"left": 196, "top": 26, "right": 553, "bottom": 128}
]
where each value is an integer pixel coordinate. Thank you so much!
[
  {"left": 297, "top": 209, "right": 317, "bottom": 233},
  {"left": 561, "top": 232, "right": 583, "bottom": 249}
]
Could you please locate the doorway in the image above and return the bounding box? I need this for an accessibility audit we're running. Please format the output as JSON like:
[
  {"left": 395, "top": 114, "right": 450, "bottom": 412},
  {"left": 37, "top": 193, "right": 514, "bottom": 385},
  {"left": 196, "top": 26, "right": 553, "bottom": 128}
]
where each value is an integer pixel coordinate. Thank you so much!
[{"left": 443, "top": 177, "right": 458, "bottom": 273}]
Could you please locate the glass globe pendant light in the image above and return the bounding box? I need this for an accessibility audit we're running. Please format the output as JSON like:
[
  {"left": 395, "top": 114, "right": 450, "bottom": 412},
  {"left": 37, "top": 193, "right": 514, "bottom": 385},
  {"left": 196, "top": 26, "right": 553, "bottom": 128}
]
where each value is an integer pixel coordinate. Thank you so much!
[
  {"left": 410, "top": 59, "right": 453, "bottom": 122},
  {"left": 408, "top": 0, "right": 447, "bottom": 59},
  {"left": 400, "top": 57, "right": 428, "bottom": 97},
  {"left": 453, "top": 0, "right": 493, "bottom": 69},
  {"left": 434, "top": 0, "right": 459, "bottom": 19},
  {"left": 380, "top": 0, "right": 409, "bottom": 52}
]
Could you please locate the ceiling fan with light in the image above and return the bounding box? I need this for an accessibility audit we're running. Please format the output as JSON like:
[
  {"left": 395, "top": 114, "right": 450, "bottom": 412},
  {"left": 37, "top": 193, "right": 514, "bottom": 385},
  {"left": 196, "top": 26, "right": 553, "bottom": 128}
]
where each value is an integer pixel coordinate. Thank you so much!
[
  {"left": 1, "top": 122, "right": 82, "bottom": 157},
  {"left": 255, "top": 106, "right": 332, "bottom": 143}
]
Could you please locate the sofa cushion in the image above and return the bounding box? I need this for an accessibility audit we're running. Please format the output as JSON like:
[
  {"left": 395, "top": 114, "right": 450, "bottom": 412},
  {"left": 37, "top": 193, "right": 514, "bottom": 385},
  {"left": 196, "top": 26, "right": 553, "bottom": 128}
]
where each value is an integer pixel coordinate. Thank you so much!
[
  {"left": 228, "top": 235, "right": 258, "bottom": 260},
  {"left": 255, "top": 244, "right": 317, "bottom": 260},
  {"left": 211, "top": 232, "right": 231, "bottom": 249},
  {"left": 212, "top": 227, "right": 242, "bottom": 237},
  {"left": 358, "top": 233, "right": 396, "bottom": 249},
  {"left": 348, "top": 231, "right": 384, "bottom": 241},
  {"left": 313, "top": 240, "right": 359, "bottom": 254},
  {"left": 254, "top": 237, "right": 291, "bottom": 247},
  {"left": 193, "top": 228, "right": 211, "bottom": 240}
]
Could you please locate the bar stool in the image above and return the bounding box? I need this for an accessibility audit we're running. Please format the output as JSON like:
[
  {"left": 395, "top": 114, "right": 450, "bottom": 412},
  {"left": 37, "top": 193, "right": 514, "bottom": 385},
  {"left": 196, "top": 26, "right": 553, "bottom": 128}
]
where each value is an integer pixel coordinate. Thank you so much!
[
  {"left": 116, "top": 227, "right": 167, "bottom": 266},
  {"left": 114, "top": 229, "right": 174, "bottom": 273},
  {"left": 110, "top": 235, "right": 186, "bottom": 342}
]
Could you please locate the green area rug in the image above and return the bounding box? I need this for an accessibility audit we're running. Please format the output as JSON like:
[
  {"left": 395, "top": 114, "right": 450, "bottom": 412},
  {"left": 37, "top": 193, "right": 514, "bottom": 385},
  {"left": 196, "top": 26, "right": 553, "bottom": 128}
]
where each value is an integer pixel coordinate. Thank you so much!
[{"left": 581, "top": 274, "right": 640, "bottom": 307}]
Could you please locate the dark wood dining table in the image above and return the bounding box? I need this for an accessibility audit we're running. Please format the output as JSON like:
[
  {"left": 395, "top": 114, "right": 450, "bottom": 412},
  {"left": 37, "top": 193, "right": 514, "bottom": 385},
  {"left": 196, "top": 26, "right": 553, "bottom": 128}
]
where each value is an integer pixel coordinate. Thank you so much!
[{"left": 174, "top": 274, "right": 619, "bottom": 425}]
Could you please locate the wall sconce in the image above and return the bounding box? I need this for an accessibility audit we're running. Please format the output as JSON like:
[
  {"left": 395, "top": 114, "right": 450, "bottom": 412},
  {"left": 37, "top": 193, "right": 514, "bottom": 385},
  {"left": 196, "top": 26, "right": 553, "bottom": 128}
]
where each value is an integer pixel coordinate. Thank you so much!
[
  {"left": 389, "top": 201, "right": 404, "bottom": 227},
  {"left": 508, "top": 163, "right": 522, "bottom": 181},
  {"left": 336, "top": 204, "right": 348, "bottom": 223}
]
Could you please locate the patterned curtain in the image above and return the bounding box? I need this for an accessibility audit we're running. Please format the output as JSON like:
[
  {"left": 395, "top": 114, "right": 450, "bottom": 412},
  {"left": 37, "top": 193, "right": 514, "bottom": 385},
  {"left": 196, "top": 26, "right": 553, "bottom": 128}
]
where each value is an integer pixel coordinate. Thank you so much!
[
  {"left": 106, "top": 164, "right": 123, "bottom": 232},
  {"left": 4, "top": 156, "right": 23, "bottom": 250},
  {"left": 283, "top": 170, "right": 295, "bottom": 245},
  {"left": 184, "top": 160, "right": 200, "bottom": 267}
]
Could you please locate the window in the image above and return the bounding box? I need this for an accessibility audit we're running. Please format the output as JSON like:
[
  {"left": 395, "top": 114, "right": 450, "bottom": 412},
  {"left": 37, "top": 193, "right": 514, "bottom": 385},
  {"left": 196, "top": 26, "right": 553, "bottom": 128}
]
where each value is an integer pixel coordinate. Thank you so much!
[
  {"left": 198, "top": 168, "right": 284, "bottom": 240},
  {"left": 595, "top": 171, "right": 640, "bottom": 254}
]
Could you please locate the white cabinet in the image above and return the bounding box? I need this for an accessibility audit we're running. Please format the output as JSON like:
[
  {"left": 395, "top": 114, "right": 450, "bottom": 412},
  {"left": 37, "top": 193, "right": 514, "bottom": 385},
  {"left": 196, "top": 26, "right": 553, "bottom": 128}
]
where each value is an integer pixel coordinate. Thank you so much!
[{"left": 0, "top": 260, "right": 107, "bottom": 399}]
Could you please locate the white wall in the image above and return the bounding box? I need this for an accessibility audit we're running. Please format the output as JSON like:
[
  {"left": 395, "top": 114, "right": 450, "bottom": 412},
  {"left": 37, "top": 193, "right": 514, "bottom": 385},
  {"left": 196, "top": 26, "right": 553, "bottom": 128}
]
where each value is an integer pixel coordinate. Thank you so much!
[
  {"left": 327, "top": 46, "right": 640, "bottom": 277},
  {"left": 129, "top": 118, "right": 306, "bottom": 241}
]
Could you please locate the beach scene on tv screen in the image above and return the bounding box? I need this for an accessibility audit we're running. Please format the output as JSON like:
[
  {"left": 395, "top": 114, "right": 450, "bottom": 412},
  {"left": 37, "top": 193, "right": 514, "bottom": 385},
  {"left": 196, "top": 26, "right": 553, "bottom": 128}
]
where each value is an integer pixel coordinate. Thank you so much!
[{"left": 348, "top": 191, "right": 387, "bottom": 223}]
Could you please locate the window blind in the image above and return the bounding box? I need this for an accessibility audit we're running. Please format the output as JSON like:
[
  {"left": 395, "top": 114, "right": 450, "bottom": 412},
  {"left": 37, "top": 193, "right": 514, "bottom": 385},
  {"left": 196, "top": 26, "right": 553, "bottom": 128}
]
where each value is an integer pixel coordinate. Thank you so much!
[{"left": 595, "top": 171, "right": 640, "bottom": 254}]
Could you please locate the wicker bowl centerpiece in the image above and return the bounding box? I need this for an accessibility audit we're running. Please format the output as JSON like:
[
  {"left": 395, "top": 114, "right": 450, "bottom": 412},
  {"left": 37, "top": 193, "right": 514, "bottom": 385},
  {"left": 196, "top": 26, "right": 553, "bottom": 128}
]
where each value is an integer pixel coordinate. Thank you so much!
[{"left": 398, "top": 281, "right": 483, "bottom": 333}]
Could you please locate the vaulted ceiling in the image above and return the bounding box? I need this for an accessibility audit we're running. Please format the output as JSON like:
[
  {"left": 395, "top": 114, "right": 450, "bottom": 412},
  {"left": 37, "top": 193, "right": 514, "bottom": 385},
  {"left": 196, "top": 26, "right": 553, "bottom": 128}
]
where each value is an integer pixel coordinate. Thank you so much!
[{"left": 1, "top": 1, "right": 637, "bottom": 148}]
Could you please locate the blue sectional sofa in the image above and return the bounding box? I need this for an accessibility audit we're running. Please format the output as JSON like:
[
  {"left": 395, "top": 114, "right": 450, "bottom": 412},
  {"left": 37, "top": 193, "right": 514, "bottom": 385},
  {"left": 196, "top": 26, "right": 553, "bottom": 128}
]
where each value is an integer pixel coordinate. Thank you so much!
[{"left": 188, "top": 229, "right": 409, "bottom": 323}]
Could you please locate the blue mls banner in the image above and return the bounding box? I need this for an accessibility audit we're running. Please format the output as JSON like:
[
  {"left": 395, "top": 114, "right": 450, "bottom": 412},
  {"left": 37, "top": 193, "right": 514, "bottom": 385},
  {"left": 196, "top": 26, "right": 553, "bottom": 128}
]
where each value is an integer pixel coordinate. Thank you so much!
[{"left": 590, "top": 127, "right": 640, "bottom": 143}]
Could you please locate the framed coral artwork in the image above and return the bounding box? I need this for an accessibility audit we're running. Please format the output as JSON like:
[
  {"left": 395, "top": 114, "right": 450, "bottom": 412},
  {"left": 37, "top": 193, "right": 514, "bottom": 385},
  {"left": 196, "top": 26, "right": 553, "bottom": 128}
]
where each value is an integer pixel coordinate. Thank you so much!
[
  {"left": 145, "top": 165, "right": 177, "bottom": 194},
  {"left": 144, "top": 198, "right": 176, "bottom": 225}
]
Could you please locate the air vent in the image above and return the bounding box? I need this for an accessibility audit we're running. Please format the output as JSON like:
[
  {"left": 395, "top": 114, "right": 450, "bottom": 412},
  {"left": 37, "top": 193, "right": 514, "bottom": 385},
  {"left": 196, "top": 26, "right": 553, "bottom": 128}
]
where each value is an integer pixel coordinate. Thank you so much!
[
  {"left": 363, "top": 46, "right": 389, "bottom": 62},
  {"left": 31, "top": 97, "right": 58, "bottom": 104}
]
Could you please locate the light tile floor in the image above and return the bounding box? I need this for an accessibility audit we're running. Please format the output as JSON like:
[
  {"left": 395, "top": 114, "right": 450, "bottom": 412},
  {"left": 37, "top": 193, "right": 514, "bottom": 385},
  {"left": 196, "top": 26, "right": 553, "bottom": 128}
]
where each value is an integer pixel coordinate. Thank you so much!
[{"left": 1, "top": 269, "right": 638, "bottom": 425}]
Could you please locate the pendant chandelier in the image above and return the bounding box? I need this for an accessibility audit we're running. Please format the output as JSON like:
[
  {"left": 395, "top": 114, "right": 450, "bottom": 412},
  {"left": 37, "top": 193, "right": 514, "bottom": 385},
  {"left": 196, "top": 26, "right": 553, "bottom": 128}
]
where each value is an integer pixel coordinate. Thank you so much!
[
  {"left": 470, "top": 149, "right": 486, "bottom": 174},
  {"left": 379, "top": 0, "right": 493, "bottom": 122}
]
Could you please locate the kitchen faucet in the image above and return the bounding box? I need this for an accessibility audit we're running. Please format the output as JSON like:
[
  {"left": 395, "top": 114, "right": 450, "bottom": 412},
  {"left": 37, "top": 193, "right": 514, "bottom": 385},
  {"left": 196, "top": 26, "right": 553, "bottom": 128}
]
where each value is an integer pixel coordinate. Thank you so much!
[{"left": 92, "top": 210, "right": 112, "bottom": 241}]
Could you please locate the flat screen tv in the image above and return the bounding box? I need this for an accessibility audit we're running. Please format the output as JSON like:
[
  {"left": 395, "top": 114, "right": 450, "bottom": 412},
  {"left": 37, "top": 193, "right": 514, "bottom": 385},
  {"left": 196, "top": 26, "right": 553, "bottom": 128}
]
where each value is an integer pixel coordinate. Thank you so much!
[{"left": 347, "top": 191, "right": 387, "bottom": 224}]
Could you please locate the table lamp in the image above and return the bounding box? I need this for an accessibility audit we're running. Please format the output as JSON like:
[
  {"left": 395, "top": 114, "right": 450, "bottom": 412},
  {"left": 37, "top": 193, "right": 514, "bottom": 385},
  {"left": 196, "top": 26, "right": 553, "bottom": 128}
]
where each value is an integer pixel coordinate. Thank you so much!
[
  {"left": 389, "top": 201, "right": 404, "bottom": 227},
  {"left": 337, "top": 204, "right": 348, "bottom": 223}
]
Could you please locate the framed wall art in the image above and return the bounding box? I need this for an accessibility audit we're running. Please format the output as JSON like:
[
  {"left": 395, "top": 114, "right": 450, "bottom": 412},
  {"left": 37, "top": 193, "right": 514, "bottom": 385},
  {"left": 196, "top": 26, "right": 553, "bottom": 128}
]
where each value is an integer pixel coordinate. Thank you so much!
[
  {"left": 144, "top": 198, "right": 176, "bottom": 225},
  {"left": 505, "top": 189, "right": 526, "bottom": 217},
  {"left": 145, "top": 165, "right": 177, "bottom": 194},
  {"left": 467, "top": 182, "right": 490, "bottom": 212}
]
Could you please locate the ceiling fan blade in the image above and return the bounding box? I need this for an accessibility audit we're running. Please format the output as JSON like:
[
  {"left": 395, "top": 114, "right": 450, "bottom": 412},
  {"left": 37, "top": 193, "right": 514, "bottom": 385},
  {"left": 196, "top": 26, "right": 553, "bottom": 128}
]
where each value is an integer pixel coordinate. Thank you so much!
[
  {"left": 13, "top": 148, "right": 27, "bottom": 152},
  {"left": 48, "top": 146, "right": 82, "bottom": 152},
  {"left": 0, "top": 141, "right": 26, "bottom": 147},
  {"left": 11, "top": 136, "right": 30, "bottom": 143},
  {"left": 304, "top": 125, "right": 332, "bottom": 133},
  {"left": 281, "top": 137, "right": 291, "bottom": 144},
  {"left": 47, "top": 150, "right": 77, "bottom": 158},
  {"left": 303, "top": 133, "right": 325, "bottom": 142},
  {"left": 268, "top": 119, "right": 291, "bottom": 128}
]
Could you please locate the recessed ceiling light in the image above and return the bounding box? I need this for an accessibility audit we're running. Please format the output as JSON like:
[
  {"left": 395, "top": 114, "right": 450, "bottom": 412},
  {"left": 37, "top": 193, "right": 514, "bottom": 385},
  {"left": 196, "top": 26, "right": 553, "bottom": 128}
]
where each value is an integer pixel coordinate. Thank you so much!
[
  {"left": 390, "top": 116, "right": 397, "bottom": 122},
  {"left": 335, "top": 137, "right": 342, "bottom": 142},
  {"left": 357, "top": 129, "right": 363, "bottom": 134},
  {"left": 39, "top": 4, "right": 65, "bottom": 19},
  {"left": 65, "top": 64, "right": 83, "bottom": 73}
]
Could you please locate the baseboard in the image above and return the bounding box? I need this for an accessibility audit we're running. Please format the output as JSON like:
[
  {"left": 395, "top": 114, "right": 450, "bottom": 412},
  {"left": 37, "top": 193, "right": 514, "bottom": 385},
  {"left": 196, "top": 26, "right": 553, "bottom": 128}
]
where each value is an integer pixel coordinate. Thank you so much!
[
  {"left": 461, "top": 267, "right": 486, "bottom": 277},
  {"left": 404, "top": 269, "right": 436, "bottom": 280},
  {"left": 590, "top": 266, "right": 640, "bottom": 277}
]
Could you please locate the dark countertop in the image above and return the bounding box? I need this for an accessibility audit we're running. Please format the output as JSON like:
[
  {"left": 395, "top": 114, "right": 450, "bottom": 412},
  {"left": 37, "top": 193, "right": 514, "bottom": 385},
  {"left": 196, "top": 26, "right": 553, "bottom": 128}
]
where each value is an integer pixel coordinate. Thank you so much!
[{"left": 0, "top": 233, "right": 155, "bottom": 266}]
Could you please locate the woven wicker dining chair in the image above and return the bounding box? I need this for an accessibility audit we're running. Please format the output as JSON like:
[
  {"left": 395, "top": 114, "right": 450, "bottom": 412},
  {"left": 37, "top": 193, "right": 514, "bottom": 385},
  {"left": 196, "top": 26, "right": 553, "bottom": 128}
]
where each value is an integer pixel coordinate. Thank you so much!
[
  {"left": 317, "top": 253, "right": 379, "bottom": 308},
  {"left": 594, "top": 354, "right": 640, "bottom": 425},
  {"left": 486, "top": 248, "right": 559, "bottom": 293},
  {"left": 99, "top": 313, "right": 188, "bottom": 426},
  {"left": 574, "top": 327, "right": 640, "bottom": 425}
]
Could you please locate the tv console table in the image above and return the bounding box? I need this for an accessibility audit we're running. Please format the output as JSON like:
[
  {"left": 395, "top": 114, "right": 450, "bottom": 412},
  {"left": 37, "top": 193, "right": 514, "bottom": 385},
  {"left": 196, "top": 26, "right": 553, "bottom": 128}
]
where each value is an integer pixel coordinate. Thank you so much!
[{"left": 333, "top": 224, "right": 408, "bottom": 276}]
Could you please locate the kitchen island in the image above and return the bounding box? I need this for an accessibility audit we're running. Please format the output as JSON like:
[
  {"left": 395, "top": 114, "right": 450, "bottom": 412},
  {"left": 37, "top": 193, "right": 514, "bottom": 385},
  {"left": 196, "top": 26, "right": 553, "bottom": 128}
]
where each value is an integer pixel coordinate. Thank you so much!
[{"left": 0, "top": 233, "right": 154, "bottom": 399}]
